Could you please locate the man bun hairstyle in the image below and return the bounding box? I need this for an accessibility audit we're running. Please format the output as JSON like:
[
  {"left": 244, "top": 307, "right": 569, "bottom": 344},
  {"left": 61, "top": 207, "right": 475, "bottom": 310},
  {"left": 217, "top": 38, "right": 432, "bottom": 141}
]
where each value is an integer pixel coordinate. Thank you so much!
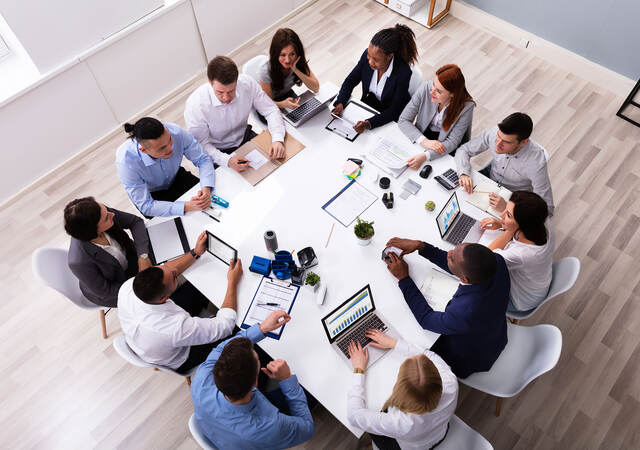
[
  {"left": 460, "top": 243, "right": 497, "bottom": 284},
  {"left": 207, "top": 56, "right": 239, "bottom": 85},
  {"left": 498, "top": 112, "right": 533, "bottom": 141},
  {"left": 213, "top": 338, "right": 259, "bottom": 401},
  {"left": 132, "top": 267, "right": 166, "bottom": 304},
  {"left": 63, "top": 197, "right": 101, "bottom": 241},
  {"left": 510, "top": 191, "right": 548, "bottom": 245},
  {"left": 123, "top": 117, "right": 164, "bottom": 142},
  {"left": 370, "top": 23, "right": 418, "bottom": 66}
]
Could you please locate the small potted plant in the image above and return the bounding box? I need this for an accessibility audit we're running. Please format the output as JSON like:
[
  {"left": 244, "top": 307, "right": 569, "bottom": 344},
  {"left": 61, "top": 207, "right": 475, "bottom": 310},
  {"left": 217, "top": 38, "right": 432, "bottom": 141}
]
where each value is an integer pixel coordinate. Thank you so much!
[
  {"left": 354, "top": 217, "right": 375, "bottom": 246},
  {"left": 305, "top": 271, "right": 321, "bottom": 292}
]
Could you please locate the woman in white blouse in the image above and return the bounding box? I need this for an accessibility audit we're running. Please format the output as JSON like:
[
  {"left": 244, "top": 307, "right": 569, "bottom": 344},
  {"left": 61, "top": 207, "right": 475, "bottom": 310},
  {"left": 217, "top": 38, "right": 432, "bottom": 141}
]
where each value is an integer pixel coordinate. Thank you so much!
[
  {"left": 481, "top": 191, "right": 555, "bottom": 313},
  {"left": 398, "top": 64, "right": 475, "bottom": 167},
  {"left": 347, "top": 329, "right": 458, "bottom": 449}
]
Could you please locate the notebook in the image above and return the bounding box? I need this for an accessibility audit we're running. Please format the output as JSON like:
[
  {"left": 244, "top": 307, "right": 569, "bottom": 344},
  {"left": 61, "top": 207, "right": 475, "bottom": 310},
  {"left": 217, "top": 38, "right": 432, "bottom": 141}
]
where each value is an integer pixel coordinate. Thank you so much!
[{"left": 466, "top": 177, "right": 512, "bottom": 219}]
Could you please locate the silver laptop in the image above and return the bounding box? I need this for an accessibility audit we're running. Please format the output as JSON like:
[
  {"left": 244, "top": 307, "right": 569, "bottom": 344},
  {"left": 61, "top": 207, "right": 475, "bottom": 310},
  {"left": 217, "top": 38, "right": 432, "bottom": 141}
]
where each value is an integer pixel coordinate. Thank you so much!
[
  {"left": 436, "top": 192, "right": 484, "bottom": 245},
  {"left": 321, "top": 285, "right": 399, "bottom": 368},
  {"left": 283, "top": 86, "right": 337, "bottom": 127}
]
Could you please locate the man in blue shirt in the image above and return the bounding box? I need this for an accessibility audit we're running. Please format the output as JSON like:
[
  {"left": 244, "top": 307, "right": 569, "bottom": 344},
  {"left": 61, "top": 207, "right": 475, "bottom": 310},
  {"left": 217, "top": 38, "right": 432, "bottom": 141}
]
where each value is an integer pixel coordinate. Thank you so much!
[
  {"left": 191, "top": 310, "right": 315, "bottom": 449},
  {"left": 116, "top": 117, "right": 216, "bottom": 217},
  {"left": 385, "top": 238, "right": 510, "bottom": 378}
]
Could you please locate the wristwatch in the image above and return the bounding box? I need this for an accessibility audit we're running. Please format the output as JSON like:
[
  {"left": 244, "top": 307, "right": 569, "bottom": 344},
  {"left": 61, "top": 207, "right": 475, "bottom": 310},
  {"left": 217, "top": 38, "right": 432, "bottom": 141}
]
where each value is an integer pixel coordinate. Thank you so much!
[
  {"left": 190, "top": 249, "right": 200, "bottom": 259},
  {"left": 353, "top": 368, "right": 365, "bottom": 374},
  {"left": 139, "top": 253, "right": 149, "bottom": 260}
]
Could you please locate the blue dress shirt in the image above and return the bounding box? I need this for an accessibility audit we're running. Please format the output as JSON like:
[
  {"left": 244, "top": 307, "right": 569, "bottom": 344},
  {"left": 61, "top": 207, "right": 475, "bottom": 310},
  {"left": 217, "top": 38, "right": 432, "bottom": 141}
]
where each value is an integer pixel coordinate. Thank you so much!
[
  {"left": 190, "top": 324, "right": 315, "bottom": 449},
  {"left": 115, "top": 122, "right": 215, "bottom": 217}
]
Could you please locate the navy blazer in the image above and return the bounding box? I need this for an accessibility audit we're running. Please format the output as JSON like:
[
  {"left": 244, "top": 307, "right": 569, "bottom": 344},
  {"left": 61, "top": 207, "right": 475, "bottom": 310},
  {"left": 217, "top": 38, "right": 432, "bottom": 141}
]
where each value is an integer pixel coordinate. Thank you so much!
[
  {"left": 398, "top": 243, "right": 510, "bottom": 378},
  {"left": 68, "top": 208, "right": 149, "bottom": 307},
  {"left": 334, "top": 49, "right": 412, "bottom": 129}
]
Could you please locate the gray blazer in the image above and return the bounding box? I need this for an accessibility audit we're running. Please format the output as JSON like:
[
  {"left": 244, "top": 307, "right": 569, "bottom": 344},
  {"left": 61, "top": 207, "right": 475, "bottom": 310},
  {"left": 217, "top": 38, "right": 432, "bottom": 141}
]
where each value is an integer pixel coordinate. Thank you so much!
[
  {"left": 68, "top": 208, "right": 149, "bottom": 307},
  {"left": 398, "top": 80, "right": 475, "bottom": 160}
]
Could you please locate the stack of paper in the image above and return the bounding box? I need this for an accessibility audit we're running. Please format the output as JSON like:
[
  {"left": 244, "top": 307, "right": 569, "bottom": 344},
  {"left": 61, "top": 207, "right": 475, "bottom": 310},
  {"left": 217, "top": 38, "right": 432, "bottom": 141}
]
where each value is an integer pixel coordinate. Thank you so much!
[{"left": 419, "top": 267, "right": 460, "bottom": 312}]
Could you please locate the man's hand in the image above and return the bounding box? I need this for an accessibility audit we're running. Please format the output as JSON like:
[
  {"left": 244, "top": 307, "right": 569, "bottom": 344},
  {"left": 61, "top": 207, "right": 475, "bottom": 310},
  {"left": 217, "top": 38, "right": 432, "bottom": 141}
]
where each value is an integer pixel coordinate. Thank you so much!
[
  {"left": 407, "top": 153, "right": 427, "bottom": 169},
  {"left": 353, "top": 120, "right": 371, "bottom": 134},
  {"left": 186, "top": 189, "right": 211, "bottom": 211},
  {"left": 138, "top": 256, "right": 152, "bottom": 271},
  {"left": 261, "top": 359, "right": 292, "bottom": 381},
  {"left": 331, "top": 103, "right": 344, "bottom": 116},
  {"left": 227, "top": 258, "right": 243, "bottom": 286},
  {"left": 268, "top": 141, "right": 286, "bottom": 159},
  {"left": 489, "top": 193, "right": 507, "bottom": 212},
  {"left": 385, "top": 237, "right": 424, "bottom": 255},
  {"left": 365, "top": 329, "right": 397, "bottom": 350},
  {"left": 228, "top": 156, "right": 249, "bottom": 172},
  {"left": 281, "top": 97, "right": 300, "bottom": 110},
  {"left": 480, "top": 217, "right": 502, "bottom": 230},
  {"left": 194, "top": 231, "right": 207, "bottom": 256},
  {"left": 459, "top": 174, "right": 473, "bottom": 194},
  {"left": 385, "top": 252, "right": 409, "bottom": 280},
  {"left": 348, "top": 341, "right": 369, "bottom": 371},
  {"left": 260, "top": 310, "right": 291, "bottom": 334},
  {"left": 421, "top": 139, "right": 446, "bottom": 154}
]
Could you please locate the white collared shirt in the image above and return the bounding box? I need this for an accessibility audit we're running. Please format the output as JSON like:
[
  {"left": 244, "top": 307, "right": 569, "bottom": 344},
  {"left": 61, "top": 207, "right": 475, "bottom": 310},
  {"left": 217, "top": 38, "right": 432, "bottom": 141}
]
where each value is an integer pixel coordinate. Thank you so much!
[
  {"left": 94, "top": 232, "right": 127, "bottom": 270},
  {"left": 347, "top": 339, "right": 458, "bottom": 449},
  {"left": 368, "top": 57, "right": 394, "bottom": 101},
  {"left": 117, "top": 278, "right": 236, "bottom": 369},
  {"left": 428, "top": 104, "right": 447, "bottom": 132},
  {"left": 184, "top": 74, "right": 285, "bottom": 168}
]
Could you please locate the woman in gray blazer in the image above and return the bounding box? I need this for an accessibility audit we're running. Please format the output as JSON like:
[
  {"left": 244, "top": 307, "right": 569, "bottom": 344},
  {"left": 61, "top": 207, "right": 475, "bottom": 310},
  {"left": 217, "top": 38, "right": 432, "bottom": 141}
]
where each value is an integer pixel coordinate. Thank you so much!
[
  {"left": 398, "top": 64, "right": 475, "bottom": 168},
  {"left": 64, "top": 197, "right": 151, "bottom": 307}
]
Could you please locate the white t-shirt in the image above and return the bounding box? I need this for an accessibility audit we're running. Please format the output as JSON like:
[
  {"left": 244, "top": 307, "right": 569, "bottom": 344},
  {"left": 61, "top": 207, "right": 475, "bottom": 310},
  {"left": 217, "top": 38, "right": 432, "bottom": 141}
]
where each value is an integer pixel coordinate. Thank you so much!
[
  {"left": 258, "top": 60, "right": 296, "bottom": 99},
  {"left": 94, "top": 232, "right": 128, "bottom": 270},
  {"left": 495, "top": 222, "right": 555, "bottom": 311},
  {"left": 428, "top": 105, "right": 447, "bottom": 132}
]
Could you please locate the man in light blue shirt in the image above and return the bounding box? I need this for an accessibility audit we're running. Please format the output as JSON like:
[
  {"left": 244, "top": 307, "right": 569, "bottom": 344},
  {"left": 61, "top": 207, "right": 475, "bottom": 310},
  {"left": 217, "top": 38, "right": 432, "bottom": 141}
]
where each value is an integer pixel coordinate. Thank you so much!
[
  {"left": 191, "top": 310, "right": 315, "bottom": 449},
  {"left": 116, "top": 117, "right": 216, "bottom": 217}
]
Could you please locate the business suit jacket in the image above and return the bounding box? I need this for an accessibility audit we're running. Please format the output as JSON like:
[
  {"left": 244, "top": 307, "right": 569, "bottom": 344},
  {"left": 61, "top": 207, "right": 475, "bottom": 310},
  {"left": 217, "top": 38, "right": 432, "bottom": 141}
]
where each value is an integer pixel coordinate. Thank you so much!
[
  {"left": 68, "top": 208, "right": 149, "bottom": 307},
  {"left": 334, "top": 49, "right": 412, "bottom": 129},
  {"left": 398, "top": 242, "right": 510, "bottom": 378},
  {"left": 398, "top": 80, "right": 475, "bottom": 160}
]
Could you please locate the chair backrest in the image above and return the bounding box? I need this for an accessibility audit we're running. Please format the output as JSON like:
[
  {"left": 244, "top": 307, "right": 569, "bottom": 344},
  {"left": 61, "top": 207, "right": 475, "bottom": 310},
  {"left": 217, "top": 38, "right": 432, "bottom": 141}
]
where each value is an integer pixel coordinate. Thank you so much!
[
  {"left": 408, "top": 65, "right": 423, "bottom": 97},
  {"left": 242, "top": 55, "right": 269, "bottom": 83},
  {"left": 189, "top": 414, "right": 218, "bottom": 450},
  {"left": 113, "top": 335, "right": 153, "bottom": 368},
  {"left": 439, "top": 415, "right": 493, "bottom": 450},
  {"left": 32, "top": 247, "right": 98, "bottom": 310}
]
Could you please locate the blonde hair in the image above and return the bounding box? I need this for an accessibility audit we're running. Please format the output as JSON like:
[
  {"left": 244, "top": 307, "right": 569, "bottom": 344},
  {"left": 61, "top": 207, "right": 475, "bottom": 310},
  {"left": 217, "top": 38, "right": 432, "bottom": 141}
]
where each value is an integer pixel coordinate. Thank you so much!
[{"left": 381, "top": 354, "right": 443, "bottom": 414}]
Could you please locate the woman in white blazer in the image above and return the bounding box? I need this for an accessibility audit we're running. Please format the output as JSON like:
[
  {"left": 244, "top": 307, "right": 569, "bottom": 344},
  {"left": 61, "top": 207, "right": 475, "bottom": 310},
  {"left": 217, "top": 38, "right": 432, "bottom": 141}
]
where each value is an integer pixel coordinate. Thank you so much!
[{"left": 398, "top": 64, "right": 475, "bottom": 168}]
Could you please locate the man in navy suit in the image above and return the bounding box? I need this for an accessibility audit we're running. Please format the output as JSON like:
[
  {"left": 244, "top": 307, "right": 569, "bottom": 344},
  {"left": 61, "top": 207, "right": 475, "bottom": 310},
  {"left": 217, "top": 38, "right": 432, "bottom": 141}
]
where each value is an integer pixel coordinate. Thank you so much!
[{"left": 385, "top": 238, "right": 510, "bottom": 378}]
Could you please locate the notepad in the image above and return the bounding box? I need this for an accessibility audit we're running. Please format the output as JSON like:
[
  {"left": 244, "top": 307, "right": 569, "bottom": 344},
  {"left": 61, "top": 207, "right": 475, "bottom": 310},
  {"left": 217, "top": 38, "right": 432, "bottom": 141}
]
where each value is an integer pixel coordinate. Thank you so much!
[
  {"left": 419, "top": 267, "right": 460, "bottom": 312},
  {"left": 466, "top": 178, "right": 512, "bottom": 219}
]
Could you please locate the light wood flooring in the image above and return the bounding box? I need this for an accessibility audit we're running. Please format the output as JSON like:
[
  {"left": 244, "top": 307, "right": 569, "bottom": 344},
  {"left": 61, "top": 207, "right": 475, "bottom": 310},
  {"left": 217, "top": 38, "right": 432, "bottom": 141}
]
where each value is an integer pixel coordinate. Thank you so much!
[{"left": 2, "top": 0, "right": 640, "bottom": 448}]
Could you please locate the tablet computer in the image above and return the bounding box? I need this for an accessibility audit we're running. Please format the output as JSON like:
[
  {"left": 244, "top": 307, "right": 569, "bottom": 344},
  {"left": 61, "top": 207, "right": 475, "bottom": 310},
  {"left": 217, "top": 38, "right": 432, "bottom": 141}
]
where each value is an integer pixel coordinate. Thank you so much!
[{"left": 205, "top": 231, "right": 237, "bottom": 266}]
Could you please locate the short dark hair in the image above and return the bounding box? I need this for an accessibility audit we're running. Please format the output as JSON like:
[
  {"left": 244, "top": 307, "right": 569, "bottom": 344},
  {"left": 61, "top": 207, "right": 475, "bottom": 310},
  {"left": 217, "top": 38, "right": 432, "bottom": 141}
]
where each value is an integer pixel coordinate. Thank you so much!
[
  {"left": 213, "top": 338, "right": 259, "bottom": 401},
  {"left": 132, "top": 267, "right": 166, "bottom": 303},
  {"left": 460, "top": 243, "right": 497, "bottom": 284},
  {"left": 498, "top": 112, "right": 533, "bottom": 141},
  {"left": 64, "top": 197, "right": 101, "bottom": 241},
  {"left": 207, "top": 56, "right": 239, "bottom": 84},
  {"left": 510, "top": 191, "right": 548, "bottom": 245},
  {"left": 123, "top": 117, "right": 164, "bottom": 142}
]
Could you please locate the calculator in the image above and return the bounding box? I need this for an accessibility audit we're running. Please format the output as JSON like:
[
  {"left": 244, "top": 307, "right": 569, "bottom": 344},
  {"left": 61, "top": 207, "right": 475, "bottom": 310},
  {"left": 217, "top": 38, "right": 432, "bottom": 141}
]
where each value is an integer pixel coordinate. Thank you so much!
[{"left": 434, "top": 169, "right": 460, "bottom": 190}]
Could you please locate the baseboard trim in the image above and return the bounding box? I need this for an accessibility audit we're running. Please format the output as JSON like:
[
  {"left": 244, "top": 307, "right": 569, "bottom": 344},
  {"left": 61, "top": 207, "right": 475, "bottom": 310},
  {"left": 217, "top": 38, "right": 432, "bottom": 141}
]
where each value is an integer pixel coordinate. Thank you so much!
[{"left": 450, "top": 1, "right": 635, "bottom": 98}]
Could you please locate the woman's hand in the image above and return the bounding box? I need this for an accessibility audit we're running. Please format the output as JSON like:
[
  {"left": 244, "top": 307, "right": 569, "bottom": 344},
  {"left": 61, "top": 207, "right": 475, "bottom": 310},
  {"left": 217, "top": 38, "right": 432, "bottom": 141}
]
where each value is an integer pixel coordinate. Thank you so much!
[
  {"left": 480, "top": 217, "right": 502, "bottom": 230},
  {"left": 348, "top": 341, "right": 369, "bottom": 371},
  {"left": 279, "top": 97, "right": 300, "bottom": 110},
  {"left": 407, "top": 153, "right": 427, "bottom": 169},
  {"left": 365, "top": 329, "right": 397, "bottom": 350},
  {"left": 421, "top": 139, "right": 446, "bottom": 154},
  {"left": 332, "top": 103, "right": 344, "bottom": 116}
]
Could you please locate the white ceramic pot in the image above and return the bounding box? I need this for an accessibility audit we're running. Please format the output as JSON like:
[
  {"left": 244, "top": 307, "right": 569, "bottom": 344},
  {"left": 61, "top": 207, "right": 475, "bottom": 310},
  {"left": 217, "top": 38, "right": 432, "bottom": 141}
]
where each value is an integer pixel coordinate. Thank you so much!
[{"left": 356, "top": 235, "right": 373, "bottom": 246}]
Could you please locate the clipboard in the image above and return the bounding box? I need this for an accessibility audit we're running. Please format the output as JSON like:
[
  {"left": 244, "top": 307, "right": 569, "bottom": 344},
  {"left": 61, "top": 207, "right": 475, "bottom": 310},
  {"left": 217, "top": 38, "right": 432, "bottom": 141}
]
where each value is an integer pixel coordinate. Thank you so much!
[
  {"left": 233, "top": 130, "right": 305, "bottom": 186},
  {"left": 146, "top": 217, "right": 190, "bottom": 265},
  {"left": 321, "top": 179, "right": 378, "bottom": 227},
  {"left": 325, "top": 100, "right": 378, "bottom": 142},
  {"left": 241, "top": 276, "right": 300, "bottom": 340}
]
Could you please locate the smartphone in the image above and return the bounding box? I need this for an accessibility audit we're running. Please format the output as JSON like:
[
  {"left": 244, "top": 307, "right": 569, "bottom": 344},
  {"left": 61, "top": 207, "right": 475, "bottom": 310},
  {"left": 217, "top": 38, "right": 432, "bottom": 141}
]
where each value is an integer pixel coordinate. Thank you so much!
[{"left": 381, "top": 246, "right": 402, "bottom": 262}]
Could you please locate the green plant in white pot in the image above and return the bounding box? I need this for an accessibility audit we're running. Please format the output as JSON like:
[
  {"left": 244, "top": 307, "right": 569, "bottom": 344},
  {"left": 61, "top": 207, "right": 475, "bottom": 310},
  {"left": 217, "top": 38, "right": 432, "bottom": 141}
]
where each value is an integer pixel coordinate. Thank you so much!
[
  {"left": 305, "top": 271, "right": 321, "bottom": 292},
  {"left": 354, "top": 217, "right": 375, "bottom": 246}
]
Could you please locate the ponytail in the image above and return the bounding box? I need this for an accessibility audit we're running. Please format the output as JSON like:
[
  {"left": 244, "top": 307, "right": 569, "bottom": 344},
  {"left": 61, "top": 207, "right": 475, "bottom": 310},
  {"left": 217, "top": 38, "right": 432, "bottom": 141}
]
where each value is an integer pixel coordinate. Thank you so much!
[
  {"left": 370, "top": 24, "right": 418, "bottom": 66},
  {"left": 123, "top": 117, "right": 164, "bottom": 142}
]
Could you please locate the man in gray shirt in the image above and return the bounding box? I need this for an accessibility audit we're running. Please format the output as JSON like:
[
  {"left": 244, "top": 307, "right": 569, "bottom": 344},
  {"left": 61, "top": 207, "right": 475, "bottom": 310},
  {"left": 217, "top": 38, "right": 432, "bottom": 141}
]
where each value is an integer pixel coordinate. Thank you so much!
[{"left": 455, "top": 112, "right": 554, "bottom": 215}]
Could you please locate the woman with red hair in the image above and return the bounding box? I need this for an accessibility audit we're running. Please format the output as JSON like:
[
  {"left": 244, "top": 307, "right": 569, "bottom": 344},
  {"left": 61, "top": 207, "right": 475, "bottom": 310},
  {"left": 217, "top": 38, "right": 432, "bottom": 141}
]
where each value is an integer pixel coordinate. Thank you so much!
[{"left": 399, "top": 64, "right": 475, "bottom": 168}]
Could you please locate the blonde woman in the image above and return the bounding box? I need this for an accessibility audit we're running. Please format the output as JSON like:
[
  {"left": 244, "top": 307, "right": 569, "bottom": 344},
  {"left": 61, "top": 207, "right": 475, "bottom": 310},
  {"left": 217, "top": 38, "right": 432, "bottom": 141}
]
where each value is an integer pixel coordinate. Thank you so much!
[{"left": 348, "top": 330, "right": 458, "bottom": 449}]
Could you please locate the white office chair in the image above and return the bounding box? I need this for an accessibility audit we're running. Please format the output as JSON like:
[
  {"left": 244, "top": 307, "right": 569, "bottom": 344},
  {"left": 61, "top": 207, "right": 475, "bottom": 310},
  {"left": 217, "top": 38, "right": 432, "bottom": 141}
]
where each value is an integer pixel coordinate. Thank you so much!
[
  {"left": 113, "top": 334, "right": 199, "bottom": 387},
  {"left": 508, "top": 257, "right": 580, "bottom": 323},
  {"left": 408, "top": 65, "right": 423, "bottom": 97},
  {"left": 242, "top": 55, "right": 269, "bottom": 126},
  {"left": 460, "top": 323, "right": 562, "bottom": 416},
  {"left": 189, "top": 414, "right": 218, "bottom": 450},
  {"left": 438, "top": 415, "right": 493, "bottom": 450},
  {"left": 32, "top": 247, "right": 110, "bottom": 339}
]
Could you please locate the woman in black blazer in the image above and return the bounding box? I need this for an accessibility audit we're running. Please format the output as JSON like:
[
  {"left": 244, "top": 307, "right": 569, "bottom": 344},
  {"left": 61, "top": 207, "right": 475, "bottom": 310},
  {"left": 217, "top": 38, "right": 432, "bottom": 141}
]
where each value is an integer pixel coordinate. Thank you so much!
[
  {"left": 64, "top": 197, "right": 151, "bottom": 307},
  {"left": 333, "top": 24, "right": 418, "bottom": 133}
]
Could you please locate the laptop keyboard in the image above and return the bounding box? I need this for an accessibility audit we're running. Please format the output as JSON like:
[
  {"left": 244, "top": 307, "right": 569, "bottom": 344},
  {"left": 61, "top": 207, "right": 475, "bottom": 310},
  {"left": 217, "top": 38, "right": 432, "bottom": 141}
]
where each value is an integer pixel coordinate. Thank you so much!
[
  {"left": 447, "top": 214, "right": 476, "bottom": 245},
  {"left": 336, "top": 314, "right": 387, "bottom": 359},
  {"left": 286, "top": 97, "right": 321, "bottom": 123}
]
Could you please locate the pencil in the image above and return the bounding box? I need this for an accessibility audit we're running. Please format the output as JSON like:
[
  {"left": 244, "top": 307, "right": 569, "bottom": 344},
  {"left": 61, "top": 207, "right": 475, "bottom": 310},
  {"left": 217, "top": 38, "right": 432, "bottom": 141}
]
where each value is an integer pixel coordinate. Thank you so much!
[
  {"left": 472, "top": 190, "right": 493, "bottom": 194},
  {"left": 325, "top": 223, "right": 335, "bottom": 248}
]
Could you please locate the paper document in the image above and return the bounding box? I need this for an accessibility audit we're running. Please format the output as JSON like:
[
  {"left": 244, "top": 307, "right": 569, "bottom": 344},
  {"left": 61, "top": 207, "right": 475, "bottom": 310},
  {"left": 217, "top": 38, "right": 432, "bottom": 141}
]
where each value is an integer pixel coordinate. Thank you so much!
[
  {"left": 245, "top": 149, "right": 268, "bottom": 170},
  {"left": 322, "top": 180, "right": 378, "bottom": 227},
  {"left": 369, "top": 137, "right": 418, "bottom": 169},
  {"left": 466, "top": 178, "right": 512, "bottom": 218},
  {"left": 242, "top": 277, "right": 299, "bottom": 339},
  {"left": 419, "top": 267, "right": 460, "bottom": 312},
  {"left": 342, "top": 101, "right": 374, "bottom": 124}
]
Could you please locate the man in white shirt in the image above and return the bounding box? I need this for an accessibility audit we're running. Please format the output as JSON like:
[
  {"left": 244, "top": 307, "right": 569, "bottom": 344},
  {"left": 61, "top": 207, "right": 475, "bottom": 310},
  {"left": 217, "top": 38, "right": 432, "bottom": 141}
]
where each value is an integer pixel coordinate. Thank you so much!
[
  {"left": 185, "top": 55, "right": 286, "bottom": 173},
  {"left": 117, "top": 231, "right": 243, "bottom": 373}
]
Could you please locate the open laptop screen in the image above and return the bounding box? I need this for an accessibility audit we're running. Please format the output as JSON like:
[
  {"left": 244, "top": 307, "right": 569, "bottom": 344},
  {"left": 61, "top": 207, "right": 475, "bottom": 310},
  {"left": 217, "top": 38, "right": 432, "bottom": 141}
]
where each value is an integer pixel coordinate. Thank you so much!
[
  {"left": 436, "top": 192, "right": 461, "bottom": 238},
  {"left": 321, "top": 285, "right": 374, "bottom": 343}
]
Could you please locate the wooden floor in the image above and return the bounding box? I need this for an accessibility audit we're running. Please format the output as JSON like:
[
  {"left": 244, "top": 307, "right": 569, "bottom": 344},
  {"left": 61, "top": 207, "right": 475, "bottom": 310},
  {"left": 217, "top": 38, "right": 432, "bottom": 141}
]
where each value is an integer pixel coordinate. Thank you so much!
[{"left": 2, "top": 0, "right": 640, "bottom": 448}]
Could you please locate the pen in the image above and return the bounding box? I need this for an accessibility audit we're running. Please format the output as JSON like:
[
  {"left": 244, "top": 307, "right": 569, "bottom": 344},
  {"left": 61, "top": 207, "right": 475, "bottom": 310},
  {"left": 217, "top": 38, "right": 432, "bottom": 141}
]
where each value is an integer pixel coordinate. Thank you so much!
[
  {"left": 201, "top": 210, "right": 220, "bottom": 222},
  {"left": 331, "top": 113, "right": 355, "bottom": 126},
  {"left": 259, "top": 302, "right": 281, "bottom": 306}
]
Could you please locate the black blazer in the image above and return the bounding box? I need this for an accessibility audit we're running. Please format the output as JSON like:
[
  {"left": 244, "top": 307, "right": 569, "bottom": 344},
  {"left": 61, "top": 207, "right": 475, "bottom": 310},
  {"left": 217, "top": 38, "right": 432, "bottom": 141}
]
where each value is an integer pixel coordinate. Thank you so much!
[
  {"left": 68, "top": 208, "right": 149, "bottom": 307},
  {"left": 334, "top": 49, "right": 412, "bottom": 129}
]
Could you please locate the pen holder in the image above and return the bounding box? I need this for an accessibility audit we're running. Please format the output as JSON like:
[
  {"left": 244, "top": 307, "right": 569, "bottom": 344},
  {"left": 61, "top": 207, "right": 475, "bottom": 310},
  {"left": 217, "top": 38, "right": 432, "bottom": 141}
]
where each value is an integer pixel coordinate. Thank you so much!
[{"left": 264, "top": 230, "right": 278, "bottom": 253}]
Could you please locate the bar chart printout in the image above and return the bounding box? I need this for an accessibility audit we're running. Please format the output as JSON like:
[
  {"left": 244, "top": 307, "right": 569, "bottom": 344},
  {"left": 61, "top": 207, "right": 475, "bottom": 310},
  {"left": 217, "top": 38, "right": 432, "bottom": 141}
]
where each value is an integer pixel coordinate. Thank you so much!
[{"left": 323, "top": 287, "right": 374, "bottom": 338}]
